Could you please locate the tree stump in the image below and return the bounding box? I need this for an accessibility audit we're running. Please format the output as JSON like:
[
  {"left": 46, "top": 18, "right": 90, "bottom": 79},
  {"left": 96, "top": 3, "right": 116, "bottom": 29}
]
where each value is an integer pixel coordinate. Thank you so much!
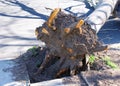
[{"left": 35, "top": 9, "right": 107, "bottom": 78}]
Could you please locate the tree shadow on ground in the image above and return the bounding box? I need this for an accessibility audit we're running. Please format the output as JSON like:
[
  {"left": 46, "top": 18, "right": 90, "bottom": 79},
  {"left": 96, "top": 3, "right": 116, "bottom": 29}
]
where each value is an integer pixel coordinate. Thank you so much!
[
  {"left": 0, "top": 35, "right": 36, "bottom": 41},
  {"left": 86, "top": 71, "right": 120, "bottom": 86},
  {"left": 0, "top": 32, "right": 38, "bottom": 48},
  {"left": 0, "top": 0, "right": 47, "bottom": 48},
  {"left": 64, "top": 1, "right": 94, "bottom": 18},
  {"left": 0, "top": 57, "right": 30, "bottom": 85},
  {"left": 0, "top": 0, "right": 48, "bottom": 20},
  {"left": 98, "top": 19, "right": 120, "bottom": 44}
]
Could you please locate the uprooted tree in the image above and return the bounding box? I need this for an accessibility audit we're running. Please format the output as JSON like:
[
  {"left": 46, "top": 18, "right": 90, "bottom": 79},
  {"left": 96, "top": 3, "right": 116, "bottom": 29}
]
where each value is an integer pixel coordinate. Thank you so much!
[{"left": 35, "top": 0, "right": 118, "bottom": 79}]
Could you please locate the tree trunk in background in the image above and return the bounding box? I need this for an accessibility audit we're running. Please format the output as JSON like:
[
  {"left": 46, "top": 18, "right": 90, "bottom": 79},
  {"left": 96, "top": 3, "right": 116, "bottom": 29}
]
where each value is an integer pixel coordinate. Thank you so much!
[
  {"left": 86, "top": 0, "right": 118, "bottom": 33},
  {"left": 113, "top": 0, "right": 120, "bottom": 17}
]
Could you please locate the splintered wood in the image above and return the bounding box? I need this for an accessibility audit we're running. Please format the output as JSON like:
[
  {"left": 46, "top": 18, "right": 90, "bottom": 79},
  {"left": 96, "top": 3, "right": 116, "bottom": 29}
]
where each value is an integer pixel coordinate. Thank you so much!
[{"left": 35, "top": 9, "right": 108, "bottom": 78}]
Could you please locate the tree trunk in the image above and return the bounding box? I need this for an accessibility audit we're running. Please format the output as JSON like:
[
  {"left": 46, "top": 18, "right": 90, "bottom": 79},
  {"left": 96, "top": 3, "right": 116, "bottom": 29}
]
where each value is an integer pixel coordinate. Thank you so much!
[
  {"left": 113, "top": 0, "right": 120, "bottom": 17},
  {"left": 86, "top": 0, "right": 118, "bottom": 33}
]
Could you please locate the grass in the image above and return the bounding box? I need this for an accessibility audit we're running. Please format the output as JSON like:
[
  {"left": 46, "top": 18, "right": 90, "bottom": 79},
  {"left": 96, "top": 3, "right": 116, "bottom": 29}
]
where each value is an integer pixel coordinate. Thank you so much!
[
  {"left": 28, "top": 46, "right": 38, "bottom": 57},
  {"left": 28, "top": 46, "right": 37, "bottom": 51},
  {"left": 89, "top": 55, "right": 96, "bottom": 64},
  {"left": 89, "top": 55, "right": 119, "bottom": 69},
  {"left": 102, "top": 56, "right": 119, "bottom": 69}
]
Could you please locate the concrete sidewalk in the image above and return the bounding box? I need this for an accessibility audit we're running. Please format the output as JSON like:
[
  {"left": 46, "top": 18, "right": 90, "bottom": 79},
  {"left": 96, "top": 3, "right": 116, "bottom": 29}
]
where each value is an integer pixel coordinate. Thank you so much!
[
  {"left": 0, "top": 0, "right": 48, "bottom": 85},
  {"left": 0, "top": 58, "right": 29, "bottom": 86},
  {"left": 0, "top": 2, "right": 39, "bottom": 58}
]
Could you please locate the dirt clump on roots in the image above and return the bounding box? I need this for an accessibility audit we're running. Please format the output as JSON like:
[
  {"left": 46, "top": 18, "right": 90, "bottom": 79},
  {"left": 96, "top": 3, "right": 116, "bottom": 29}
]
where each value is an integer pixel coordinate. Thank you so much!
[{"left": 31, "top": 9, "right": 108, "bottom": 82}]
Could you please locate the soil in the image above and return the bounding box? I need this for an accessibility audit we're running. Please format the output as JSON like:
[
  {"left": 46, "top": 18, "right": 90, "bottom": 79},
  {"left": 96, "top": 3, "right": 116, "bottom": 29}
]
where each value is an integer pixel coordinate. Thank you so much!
[{"left": 21, "top": 47, "right": 120, "bottom": 83}]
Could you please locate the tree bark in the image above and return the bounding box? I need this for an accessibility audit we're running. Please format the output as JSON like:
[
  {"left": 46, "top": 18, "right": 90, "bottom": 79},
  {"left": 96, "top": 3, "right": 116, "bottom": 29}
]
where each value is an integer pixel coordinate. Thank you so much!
[{"left": 86, "top": 0, "right": 118, "bottom": 33}]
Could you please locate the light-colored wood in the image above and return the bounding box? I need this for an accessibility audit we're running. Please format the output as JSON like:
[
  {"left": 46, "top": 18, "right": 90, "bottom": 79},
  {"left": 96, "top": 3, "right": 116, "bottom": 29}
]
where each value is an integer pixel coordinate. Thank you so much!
[
  {"left": 47, "top": 8, "right": 61, "bottom": 28},
  {"left": 42, "top": 28, "right": 49, "bottom": 35},
  {"left": 75, "top": 19, "right": 84, "bottom": 34}
]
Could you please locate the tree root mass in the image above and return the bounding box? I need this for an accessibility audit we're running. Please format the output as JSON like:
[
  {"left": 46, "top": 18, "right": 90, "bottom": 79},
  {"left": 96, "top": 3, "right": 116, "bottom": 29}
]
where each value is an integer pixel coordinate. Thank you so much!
[{"left": 35, "top": 10, "right": 107, "bottom": 79}]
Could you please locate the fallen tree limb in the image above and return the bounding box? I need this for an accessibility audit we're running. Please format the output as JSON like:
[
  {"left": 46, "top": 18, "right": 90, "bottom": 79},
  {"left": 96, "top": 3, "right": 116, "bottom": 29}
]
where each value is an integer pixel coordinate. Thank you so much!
[{"left": 86, "top": 0, "right": 118, "bottom": 33}]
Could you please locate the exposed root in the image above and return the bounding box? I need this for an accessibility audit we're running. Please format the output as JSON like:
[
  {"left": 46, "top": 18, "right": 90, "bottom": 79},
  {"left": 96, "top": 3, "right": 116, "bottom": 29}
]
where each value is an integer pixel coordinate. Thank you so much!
[
  {"left": 35, "top": 9, "right": 108, "bottom": 78},
  {"left": 47, "top": 8, "right": 61, "bottom": 30},
  {"left": 35, "top": 54, "right": 86, "bottom": 78},
  {"left": 75, "top": 19, "right": 84, "bottom": 34}
]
